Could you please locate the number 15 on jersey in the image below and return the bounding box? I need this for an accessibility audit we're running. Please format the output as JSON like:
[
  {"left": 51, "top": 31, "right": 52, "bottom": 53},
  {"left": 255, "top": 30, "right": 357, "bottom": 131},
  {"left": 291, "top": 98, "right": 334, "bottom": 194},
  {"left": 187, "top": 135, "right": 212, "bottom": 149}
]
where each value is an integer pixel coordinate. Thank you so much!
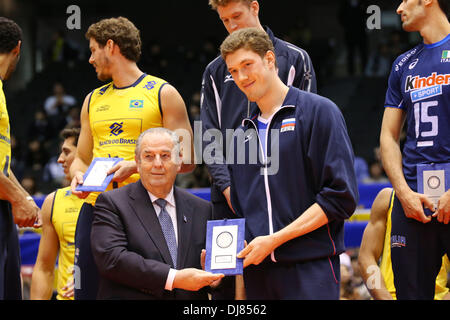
[{"left": 413, "top": 100, "right": 439, "bottom": 148}]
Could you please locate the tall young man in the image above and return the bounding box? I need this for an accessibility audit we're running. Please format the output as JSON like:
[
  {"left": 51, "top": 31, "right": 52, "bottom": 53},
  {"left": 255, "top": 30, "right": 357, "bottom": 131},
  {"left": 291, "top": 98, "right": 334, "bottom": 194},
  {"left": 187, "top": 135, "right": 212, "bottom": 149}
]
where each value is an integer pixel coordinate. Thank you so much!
[
  {"left": 201, "top": 0, "right": 316, "bottom": 298},
  {"left": 221, "top": 28, "right": 358, "bottom": 299},
  {"left": 31, "top": 127, "right": 82, "bottom": 300},
  {"left": 70, "top": 17, "right": 194, "bottom": 299},
  {"left": 0, "top": 17, "right": 40, "bottom": 300},
  {"left": 201, "top": 0, "right": 316, "bottom": 219},
  {"left": 380, "top": 0, "right": 450, "bottom": 300}
]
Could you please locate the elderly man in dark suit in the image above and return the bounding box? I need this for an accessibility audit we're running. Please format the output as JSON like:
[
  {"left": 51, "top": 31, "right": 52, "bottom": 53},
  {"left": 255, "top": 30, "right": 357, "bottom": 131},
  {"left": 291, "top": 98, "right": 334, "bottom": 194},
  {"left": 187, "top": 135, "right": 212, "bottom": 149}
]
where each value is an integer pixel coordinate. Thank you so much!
[{"left": 91, "top": 127, "right": 223, "bottom": 300}]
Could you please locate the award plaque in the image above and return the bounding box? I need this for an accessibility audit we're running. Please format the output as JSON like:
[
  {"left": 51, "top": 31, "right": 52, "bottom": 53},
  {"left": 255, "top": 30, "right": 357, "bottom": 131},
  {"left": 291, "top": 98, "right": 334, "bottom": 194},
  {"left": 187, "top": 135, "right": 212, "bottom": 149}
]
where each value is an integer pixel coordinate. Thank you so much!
[
  {"left": 417, "top": 163, "right": 450, "bottom": 216},
  {"left": 205, "top": 218, "right": 245, "bottom": 275},
  {"left": 75, "top": 157, "right": 124, "bottom": 192}
]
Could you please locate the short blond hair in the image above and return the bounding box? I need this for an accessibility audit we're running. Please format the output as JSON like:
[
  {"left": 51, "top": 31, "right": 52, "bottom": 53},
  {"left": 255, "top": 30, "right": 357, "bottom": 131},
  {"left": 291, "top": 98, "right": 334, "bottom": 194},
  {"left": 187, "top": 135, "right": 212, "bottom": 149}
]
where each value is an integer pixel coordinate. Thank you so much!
[
  {"left": 208, "top": 0, "right": 253, "bottom": 10},
  {"left": 220, "top": 27, "right": 277, "bottom": 67}
]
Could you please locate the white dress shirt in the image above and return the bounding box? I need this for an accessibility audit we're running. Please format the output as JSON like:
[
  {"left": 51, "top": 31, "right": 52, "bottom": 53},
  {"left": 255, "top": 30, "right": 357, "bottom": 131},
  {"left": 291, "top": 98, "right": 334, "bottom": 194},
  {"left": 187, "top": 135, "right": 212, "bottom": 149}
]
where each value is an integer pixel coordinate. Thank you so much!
[{"left": 147, "top": 188, "right": 178, "bottom": 291}]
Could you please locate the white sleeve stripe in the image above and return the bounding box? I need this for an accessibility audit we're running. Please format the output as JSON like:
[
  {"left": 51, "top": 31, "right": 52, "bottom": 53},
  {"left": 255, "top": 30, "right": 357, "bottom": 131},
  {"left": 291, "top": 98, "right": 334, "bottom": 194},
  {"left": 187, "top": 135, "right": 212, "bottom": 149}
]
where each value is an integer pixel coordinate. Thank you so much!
[
  {"left": 304, "top": 50, "right": 313, "bottom": 92},
  {"left": 210, "top": 75, "right": 222, "bottom": 128},
  {"left": 286, "top": 44, "right": 303, "bottom": 54},
  {"left": 287, "top": 65, "right": 296, "bottom": 87},
  {"left": 287, "top": 45, "right": 312, "bottom": 92}
]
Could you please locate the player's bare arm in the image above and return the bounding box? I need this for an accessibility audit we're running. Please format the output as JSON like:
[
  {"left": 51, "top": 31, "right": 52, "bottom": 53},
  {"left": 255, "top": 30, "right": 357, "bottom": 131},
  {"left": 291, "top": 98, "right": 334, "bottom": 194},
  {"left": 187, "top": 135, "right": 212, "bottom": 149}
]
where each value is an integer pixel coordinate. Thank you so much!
[
  {"left": 159, "top": 84, "right": 195, "bottom": 173},
  {"left": 70, "top": 93, "right": 93, "bottom": 199},
  {"left": 358, "top": 188, "right": 394, "bottom": 300},
  {"left": 10, "top": 170, "right": 41, "bottom": 227},
  {"left": 380, "top": 107, "right": 434, "bottom": 223},
  {"left": 0, "top": 170, "right": 39, "bottom": 227},
  {"left": 30, "top": 192, "right": 59, "bottom": 299}
]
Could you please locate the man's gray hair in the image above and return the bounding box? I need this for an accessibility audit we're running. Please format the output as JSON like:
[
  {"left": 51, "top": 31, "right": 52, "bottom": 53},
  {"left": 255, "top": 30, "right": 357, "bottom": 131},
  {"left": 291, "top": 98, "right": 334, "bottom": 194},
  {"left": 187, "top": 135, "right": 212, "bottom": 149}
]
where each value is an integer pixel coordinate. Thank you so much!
[{"left": 135, "top": 127, "right": 181, "bottom": 159}]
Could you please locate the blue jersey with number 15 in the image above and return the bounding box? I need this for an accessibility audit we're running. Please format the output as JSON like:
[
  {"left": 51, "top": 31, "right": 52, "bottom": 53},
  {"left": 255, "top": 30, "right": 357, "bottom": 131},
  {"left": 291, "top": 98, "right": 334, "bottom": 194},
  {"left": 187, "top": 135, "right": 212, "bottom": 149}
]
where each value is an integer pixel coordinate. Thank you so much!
[{"left": 384, "top": 34, "right": 450, "bottom": 191}]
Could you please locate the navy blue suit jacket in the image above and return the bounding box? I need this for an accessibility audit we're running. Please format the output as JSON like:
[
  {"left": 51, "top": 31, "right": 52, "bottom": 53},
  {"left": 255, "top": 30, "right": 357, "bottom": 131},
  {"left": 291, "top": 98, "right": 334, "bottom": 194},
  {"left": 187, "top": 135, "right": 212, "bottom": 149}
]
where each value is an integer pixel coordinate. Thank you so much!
[{"left": 91, "top": 180, "right": 212, "bottom": 300}]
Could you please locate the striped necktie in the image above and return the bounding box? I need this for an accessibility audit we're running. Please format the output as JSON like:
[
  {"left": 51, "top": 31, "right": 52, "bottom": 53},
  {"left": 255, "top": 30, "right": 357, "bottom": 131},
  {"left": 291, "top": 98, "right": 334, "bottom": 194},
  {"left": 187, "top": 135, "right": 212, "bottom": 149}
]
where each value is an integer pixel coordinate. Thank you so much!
[{"left": 155, "top": 198, "right": 177, "bottom": 268}]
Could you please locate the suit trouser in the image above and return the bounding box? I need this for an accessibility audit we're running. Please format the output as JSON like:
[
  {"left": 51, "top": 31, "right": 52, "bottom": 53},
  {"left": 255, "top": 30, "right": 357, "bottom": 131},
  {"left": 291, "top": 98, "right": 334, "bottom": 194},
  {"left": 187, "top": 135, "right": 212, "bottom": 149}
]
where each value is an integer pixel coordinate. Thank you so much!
[
  {"left": 391, "top": 195, "right": 450, "bottom": 300},
  {"left": 74, "top": 203, "right": 99, "bottom": 300},
  {"left": 243, "top": 255, "right": 340, "bottom": 300},
  {"left": 0, "top": 200, "right": 22, "bottom": 300}
]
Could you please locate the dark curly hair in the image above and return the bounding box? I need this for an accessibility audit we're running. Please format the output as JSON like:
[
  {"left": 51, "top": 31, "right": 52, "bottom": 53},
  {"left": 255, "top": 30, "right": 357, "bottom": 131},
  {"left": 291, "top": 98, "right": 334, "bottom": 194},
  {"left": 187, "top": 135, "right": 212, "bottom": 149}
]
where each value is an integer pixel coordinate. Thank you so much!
[
  {"left": 60, "top": 126, "right": 81, "bottom": 146},
  {"left": 0, "top": 17, "right": 22, "bottom": 54},
  {"left": 85, "top": 17, "right": 141, "bottom": 62}
]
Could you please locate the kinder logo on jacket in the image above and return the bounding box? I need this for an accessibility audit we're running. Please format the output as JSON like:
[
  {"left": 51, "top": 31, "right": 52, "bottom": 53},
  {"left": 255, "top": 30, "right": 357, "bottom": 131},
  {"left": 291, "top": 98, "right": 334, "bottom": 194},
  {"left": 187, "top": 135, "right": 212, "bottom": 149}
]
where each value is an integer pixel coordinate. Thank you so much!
[
  {"left": 405, "top": 72, "right": 450, "bottom": 92},
  {"left": 281, "top": 118, "right": 295, "bottom": 132},
  {"left": 405, "top": 72, "right": 450, "bottom": 102}
]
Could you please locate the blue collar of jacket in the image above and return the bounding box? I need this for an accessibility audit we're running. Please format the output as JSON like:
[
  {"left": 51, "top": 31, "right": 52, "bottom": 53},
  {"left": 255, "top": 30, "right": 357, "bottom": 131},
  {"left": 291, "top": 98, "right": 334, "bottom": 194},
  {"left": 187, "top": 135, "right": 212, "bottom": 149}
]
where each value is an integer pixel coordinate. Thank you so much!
[
  {"left": 264, "top": 26, "right": 276, "bottom": 44},
  {"left": 241, "top": 86, "right": 298, "bottom": 128}
]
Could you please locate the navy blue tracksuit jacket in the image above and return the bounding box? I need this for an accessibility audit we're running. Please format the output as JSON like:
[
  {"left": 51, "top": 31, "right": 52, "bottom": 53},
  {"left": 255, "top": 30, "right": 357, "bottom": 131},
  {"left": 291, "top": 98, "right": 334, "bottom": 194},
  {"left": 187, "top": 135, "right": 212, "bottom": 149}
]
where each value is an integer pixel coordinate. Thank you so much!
[
  {"left": 200, "top": 27, "right": 316, "bottom": 204},
  {"left": 228, "top": 87, "right": 359, "bottom": 263}
]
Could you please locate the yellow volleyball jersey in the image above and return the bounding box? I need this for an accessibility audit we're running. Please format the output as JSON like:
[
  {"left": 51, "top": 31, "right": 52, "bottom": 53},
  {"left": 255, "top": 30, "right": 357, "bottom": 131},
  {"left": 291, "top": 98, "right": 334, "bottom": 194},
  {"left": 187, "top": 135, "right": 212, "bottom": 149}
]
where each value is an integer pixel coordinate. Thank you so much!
[
  {"left": 379, "top": 190, "right": 396, "bottom": 298},
  {"left": 51, "top": 187, "right": 84, "bottom": 300},
  {"left": 380, "top": 190, "right": 449, "bottom": 300},
  {"left": 436, "top": 255, "right": 450, "bottom": 299},
  {"left": 0, "top": 79, "right": 11, "bottom": 177},
  {"left": 86, "top": 74, "right": 166, "bottom": 205}
]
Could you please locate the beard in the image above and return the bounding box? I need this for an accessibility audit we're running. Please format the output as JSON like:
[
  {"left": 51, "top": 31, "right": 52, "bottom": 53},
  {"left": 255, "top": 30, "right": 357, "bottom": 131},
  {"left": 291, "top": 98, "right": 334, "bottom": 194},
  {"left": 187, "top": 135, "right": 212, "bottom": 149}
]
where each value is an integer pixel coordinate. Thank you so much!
[
  {"left": 94, "top": 56, "right": 112, "bottom": 81},
  {"left": 97, "top": 71, "right": 112, "bottom": 82}
]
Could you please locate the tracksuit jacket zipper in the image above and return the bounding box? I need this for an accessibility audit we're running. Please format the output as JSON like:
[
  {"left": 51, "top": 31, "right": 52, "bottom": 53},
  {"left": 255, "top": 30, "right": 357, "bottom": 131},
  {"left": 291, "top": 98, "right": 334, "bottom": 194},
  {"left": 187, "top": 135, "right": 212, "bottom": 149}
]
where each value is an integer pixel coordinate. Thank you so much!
[{"left": 242, "top": 105, "right": 296, "bottom": 263}]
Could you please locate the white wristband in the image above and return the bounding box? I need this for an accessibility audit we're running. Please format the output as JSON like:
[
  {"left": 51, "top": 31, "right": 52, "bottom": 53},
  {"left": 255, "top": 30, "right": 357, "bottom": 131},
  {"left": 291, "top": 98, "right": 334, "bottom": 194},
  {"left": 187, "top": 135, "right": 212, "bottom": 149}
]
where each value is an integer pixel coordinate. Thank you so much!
[{"left": 26, "top": 196, "right": 34, "bottom": 201}]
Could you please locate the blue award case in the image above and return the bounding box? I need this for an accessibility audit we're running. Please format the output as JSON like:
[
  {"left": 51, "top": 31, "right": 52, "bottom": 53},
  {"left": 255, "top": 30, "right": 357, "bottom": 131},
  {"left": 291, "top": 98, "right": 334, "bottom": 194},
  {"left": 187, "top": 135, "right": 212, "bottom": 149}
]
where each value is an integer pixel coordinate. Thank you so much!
[
  {"left": 205, "top": 218, "right": 245, "bottom": 276},
  {"left": 75, "top": 157, "right": 123, "bottom": 192}
]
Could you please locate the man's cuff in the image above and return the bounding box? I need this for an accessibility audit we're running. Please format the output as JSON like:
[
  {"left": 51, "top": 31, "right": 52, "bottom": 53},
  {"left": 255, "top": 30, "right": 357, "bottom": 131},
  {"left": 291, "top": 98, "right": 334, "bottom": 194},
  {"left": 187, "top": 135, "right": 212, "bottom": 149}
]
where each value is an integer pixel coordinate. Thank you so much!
[{"left": 165, "top": 268, "right": 177, "bottom": 291}]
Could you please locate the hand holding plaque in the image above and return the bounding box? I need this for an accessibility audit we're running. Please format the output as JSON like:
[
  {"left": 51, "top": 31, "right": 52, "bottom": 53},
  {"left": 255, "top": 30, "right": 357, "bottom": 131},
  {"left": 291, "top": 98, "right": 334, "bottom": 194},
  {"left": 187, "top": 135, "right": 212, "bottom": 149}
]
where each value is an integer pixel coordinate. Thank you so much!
[
  {"left": 417, "top": 163, "right": 450, "bottom": 216},
  {"left": 75, "top": 157, "right": 124, "bottom": 192},
  {"left": 204, "top": 218, "right": 245, "bottom": 275}
]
